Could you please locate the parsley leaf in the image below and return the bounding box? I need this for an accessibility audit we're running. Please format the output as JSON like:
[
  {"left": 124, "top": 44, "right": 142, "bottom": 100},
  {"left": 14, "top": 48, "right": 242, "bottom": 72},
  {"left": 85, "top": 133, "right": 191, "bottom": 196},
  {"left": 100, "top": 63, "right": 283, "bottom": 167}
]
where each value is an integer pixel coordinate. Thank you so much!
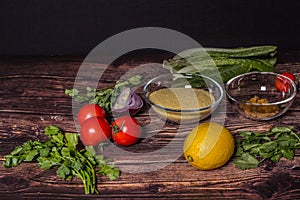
[
  {"left": 233, "top": 153, "right": 259, "bottom": 170},
  {"left": 234, "top": 126, "right": 300, "bottom": 170},
  {"left": 64, "top": 89, "right": 79, "bottom": 97},
  {"left": 65, "top": 75, "right": 142, "bottom": 113},
  {"left": 3, "top": 126, "right": 120, "bottom": 194}
]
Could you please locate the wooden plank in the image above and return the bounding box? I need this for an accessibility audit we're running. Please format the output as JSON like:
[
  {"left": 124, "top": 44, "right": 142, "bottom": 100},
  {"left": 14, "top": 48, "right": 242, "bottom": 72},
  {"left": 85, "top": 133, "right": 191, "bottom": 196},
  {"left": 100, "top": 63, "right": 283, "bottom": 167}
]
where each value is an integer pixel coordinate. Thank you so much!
[
  {"left": 0, "top": 160, "right": 299, "bottom": 199},
  {"left": 0, "top": 55, "right": 299, "bottom": 199}
]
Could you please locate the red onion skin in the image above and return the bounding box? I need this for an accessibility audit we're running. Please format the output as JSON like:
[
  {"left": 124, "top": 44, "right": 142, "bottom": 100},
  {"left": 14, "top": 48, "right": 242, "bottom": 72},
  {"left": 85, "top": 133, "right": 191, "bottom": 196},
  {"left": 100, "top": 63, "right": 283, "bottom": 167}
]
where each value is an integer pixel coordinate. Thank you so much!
[{"left": 112, "top": 92, "right": 143, "bottom": 116}]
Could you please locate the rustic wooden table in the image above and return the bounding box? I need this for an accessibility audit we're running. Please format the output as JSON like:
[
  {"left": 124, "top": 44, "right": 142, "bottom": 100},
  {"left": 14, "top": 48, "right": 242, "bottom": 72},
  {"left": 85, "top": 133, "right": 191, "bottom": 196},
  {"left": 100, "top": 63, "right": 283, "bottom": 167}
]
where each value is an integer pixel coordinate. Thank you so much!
[{"left": 0, "top": 51, "right": 299, "bottom": 199}]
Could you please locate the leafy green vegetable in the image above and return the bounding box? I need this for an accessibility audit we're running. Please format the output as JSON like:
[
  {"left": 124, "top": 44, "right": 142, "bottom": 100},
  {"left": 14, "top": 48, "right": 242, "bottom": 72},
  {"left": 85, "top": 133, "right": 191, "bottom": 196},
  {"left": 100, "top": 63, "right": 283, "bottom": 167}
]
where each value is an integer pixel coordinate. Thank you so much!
[
  {"left": 171, "top": 46, "right": 277, "bottom": 60},
  {"left": 163, "top": 45, "right": 277, "bottom": 85},
  {"left": 3, "top": 126, "right": 120, "bottom": 194},
  {"left": 234, "top": 126, "right": 300, "bottom": 170},
  {"left": 234, "top": 153, "right": 260, "bottom": 170},
  {"left": 65, "top": 75, "right": 142, "bottom": 113},
  {"left": 64, "top": 88, "right": 79, "bottom": 97}
]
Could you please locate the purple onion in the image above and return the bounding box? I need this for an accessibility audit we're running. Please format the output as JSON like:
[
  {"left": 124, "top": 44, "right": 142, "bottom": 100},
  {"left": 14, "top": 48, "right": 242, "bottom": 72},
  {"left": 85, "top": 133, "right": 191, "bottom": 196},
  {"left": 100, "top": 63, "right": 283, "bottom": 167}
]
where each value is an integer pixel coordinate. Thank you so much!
[
  {"left": 128, "top": 92, "right": 144, "bottom": 115},
  {"left": 112, "top": 87, "right": 143, "bottom": 116}
]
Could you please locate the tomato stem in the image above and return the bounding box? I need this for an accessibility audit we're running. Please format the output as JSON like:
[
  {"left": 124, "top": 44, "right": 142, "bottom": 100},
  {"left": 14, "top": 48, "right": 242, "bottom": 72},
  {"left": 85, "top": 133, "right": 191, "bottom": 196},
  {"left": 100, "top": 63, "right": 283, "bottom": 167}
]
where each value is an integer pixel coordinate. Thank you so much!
[{"left": 112, "top": 120, "right": 126, "bottom": 136}]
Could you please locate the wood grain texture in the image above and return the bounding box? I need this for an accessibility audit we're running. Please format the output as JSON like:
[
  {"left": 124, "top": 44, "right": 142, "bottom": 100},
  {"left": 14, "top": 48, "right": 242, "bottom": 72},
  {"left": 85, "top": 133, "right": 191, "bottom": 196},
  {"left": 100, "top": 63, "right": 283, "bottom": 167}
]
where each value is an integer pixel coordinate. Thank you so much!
[{"left": 0, "top": 53, "right": 300, "bottom": 199}]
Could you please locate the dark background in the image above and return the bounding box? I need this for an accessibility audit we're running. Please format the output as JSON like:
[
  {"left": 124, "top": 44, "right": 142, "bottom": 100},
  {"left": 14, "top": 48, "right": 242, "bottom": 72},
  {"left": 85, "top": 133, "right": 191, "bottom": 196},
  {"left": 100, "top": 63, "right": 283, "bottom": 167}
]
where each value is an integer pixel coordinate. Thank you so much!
[{"left": 0, "top": 0, "right": 299, "bottom": 55}]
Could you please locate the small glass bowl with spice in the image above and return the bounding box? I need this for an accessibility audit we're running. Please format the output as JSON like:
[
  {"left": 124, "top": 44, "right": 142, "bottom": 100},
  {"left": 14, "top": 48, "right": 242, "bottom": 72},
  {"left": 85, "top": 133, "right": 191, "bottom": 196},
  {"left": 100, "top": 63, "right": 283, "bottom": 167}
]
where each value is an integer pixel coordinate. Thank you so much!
[
  {"left": 225, "top": 72, "right": 297, "bottom": 121},
  {"left": 143, "top": 73, "right": 224, "bottom": 124}
]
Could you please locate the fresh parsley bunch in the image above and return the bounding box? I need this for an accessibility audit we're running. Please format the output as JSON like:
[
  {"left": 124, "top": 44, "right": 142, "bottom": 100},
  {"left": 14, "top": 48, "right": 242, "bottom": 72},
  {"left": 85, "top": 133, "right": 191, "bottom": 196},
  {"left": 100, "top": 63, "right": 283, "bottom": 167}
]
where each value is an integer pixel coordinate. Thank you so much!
[
  {"left": 65, "top": 75, "right": 142, "bottom": 113},
  {"left": 3, "top": 126, "right": 120, "bottom": 194},
  {"left": 234, "top": 126, "right": 300, "bottom": 170}
]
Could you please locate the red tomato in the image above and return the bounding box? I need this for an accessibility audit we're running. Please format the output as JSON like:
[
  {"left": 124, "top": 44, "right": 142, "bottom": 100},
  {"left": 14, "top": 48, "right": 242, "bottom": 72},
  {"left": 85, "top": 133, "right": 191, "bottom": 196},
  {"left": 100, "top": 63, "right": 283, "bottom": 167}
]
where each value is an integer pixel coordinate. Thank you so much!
[
  {"left": 112, "top": 116, "right": 142, "bottom": 146},
  {"left": 281, "top": 72, "right": 296, "bottom": 82},
  {"left": 275, "top": 72, "right": 295, "bottom": 92},
  {"left": 80, "top": 117, "right": 112, "bottom": 146},
  {"left": 77, "top": 104, "right": 106, "bottom": 125}
]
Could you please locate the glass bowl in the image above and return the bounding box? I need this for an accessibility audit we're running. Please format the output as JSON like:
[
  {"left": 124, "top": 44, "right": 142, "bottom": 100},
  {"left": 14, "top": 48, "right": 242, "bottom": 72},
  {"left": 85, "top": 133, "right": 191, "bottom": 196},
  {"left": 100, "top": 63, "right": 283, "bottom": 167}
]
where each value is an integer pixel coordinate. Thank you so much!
[
  {"left": 225, "top": 72, "right": 297, "bottom": 121},
  {"left": 143, "top": 73, "right": 224, "bottom": 124}
]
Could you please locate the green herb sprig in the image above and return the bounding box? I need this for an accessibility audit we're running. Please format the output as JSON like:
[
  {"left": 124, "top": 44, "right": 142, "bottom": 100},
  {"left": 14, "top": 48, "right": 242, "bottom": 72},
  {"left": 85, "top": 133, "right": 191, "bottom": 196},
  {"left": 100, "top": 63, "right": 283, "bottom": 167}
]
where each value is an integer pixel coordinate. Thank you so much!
[
  {"left": 234, "top": 126, "right": 300, "bottom": 170},
  {"left": 65, "top": 75, "right": 142, "bottom": 113},
  {"left": 3, "top": 126, "right": 120, "bottom": 194}
]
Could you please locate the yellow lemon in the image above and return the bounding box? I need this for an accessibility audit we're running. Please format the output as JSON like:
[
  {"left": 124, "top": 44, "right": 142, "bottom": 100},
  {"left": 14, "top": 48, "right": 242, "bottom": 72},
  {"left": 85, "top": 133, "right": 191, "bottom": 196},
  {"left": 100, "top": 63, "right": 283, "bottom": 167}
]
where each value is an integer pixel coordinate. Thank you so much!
[{"left": 183, "top": 122, "right": 234, "bottom": 170}]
